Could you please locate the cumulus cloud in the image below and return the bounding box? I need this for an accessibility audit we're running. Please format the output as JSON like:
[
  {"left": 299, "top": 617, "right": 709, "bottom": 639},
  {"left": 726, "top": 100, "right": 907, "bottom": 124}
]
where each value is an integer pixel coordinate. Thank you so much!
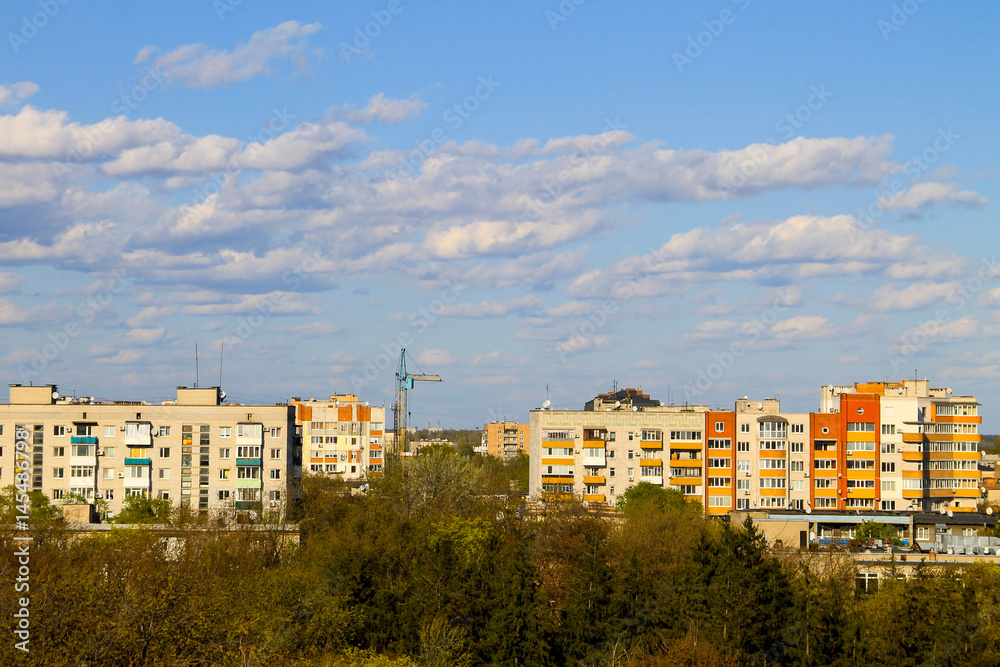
[
  {"left": 867, "top": 282, "right": 960, "bottom": 312},
  {"left": 330, "top": 93, "right": 428, "bottom": 124},
  {"left": 881, "top": 181, "right": 988, "bottom": 212},
  {"left": 144, "top": 21, "right": 321, "bottom": 88},
  {"left": 435, "top": 295, "right": 542, "bottom": 318},
  {"left": 416, "top": 348, "right": 457, "bottom": 366},
  {"left": 0, "top": 81, "right": 39, "bottom": 107}
]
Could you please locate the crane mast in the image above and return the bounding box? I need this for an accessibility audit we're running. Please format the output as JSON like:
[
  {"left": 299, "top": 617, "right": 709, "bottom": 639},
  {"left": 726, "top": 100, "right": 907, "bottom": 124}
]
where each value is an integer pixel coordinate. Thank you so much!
[{"left": 393, "top": 348, "right": 442, "bottom": 455}]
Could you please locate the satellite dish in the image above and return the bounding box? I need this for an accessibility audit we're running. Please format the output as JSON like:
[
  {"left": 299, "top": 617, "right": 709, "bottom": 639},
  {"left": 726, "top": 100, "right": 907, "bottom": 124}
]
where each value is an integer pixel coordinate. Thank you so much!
[
  {"left": 632, "top": 406, "right": 638, "bottom": 412},
  {"left": 542, "top": 399, "right": 551, "bottom": 409},
  {"left": 805, "top": 507, "right": 812, "bottom": 514},
  {"left": 52, "top": 391, "right": 59, "bottom": 399},
  {"left": 940, "top": 507, "right": 948, "bottom": 515},
  {"left": 220, "top": 390, "right": 227, "bottom": 401},
  {"left": 947, "top": 510, "right": 954, "bottom": 518},
  {"left": 364, "top": 401, "right": 369, "bottom": 407},
  {"left": 758, "top": 403, "right": 763, "bottom": 410},
  {"left": 988, "top": 507, "right": 994, "bottom": 515},
  {"left": 615, "top": 401, "right": 621, "bottom": 408}
]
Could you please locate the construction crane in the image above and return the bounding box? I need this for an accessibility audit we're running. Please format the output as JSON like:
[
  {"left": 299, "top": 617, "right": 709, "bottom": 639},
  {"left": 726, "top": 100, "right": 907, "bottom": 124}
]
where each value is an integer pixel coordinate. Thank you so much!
[{"left": 393, "top": 348, "right": 442, "bottom": 455}]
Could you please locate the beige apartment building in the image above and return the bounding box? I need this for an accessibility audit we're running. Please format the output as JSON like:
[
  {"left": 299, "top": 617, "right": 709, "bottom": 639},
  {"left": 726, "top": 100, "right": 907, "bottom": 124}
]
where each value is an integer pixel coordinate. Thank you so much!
[
  {"left": 482, "top": 420, "right": 529, "bottom": 459},
  {"left": 293, "top": 394, "right": 385, "bottom": 481},
  {"left": 530, "top": 380, "right": 984, "bottom": 515},
  {"left": 0, "top": 384, "right": 299, "bottom": 518}
]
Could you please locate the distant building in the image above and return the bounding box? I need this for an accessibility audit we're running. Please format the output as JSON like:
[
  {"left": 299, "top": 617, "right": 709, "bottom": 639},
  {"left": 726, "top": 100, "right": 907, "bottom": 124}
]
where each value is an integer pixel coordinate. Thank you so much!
[
  {"left": 293, "top": 394, "right": 385, "bottom": 481},
  {"left": 0, "top": 384, "right": 299, "bottom": 518},
  {"left": 482, "top": 421, "right": 529, "bottom": 460},
  {"left": 530, "top": 378, "right": 984, "bottom": 515}
]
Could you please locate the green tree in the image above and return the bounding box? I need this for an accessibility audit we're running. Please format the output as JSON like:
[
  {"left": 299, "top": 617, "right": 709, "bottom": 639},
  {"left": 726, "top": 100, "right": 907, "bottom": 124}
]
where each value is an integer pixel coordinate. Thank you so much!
[{"left": 854, "top": 521, "right": 903, "bottom": 546}]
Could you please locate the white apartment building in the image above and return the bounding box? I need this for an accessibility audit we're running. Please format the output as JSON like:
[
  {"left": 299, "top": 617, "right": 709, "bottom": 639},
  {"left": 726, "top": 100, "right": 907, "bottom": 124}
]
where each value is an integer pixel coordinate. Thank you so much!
[{"left": 294, "top": 394, "right": 385, "bottom": 481}]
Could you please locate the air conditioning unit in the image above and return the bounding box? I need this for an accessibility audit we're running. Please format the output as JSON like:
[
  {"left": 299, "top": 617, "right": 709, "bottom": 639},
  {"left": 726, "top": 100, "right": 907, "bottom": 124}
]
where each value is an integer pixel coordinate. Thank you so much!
[
  {"left": 743, "top": 490, "right": 750, "bottom": 496},
  {"left": 745, "top": 471, "right": 751, "bottom": 477},
  {"left": 121, "top": 426, "right": 126, "bottom": 431},
  {"left": 118, "top": 472, "right": 125, "bottom": 478},
  {"left": 803, "top": 472, "right": 810, "bottom": 478}
]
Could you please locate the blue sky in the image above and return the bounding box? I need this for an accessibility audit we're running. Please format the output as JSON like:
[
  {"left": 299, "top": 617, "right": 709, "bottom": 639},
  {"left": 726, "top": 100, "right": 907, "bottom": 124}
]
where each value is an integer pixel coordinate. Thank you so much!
[{"left": 1, "top": 0, "right": 998, "bottom": 430}]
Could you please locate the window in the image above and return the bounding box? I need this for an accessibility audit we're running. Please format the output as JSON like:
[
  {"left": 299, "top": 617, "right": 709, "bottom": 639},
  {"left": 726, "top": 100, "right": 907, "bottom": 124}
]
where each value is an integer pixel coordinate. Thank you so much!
[
  {"left": 159, "top": 447, "right": 170, "bottom": 458},
  {"left": 52, "top": 489, "right": 64, "bottom": 500},
  {"left": 71, "top": 466, "right": 94, "bottom": 477},
  {"left": 759, "top": 477, "right": 786, "bottom": 489},
  {"left": 158, "top": 426, "right": 171, "bottom": 437},
  {"left": 880, "top": 501, "right": 896, "bottom": 511},
  {"left": 53, "top": 446, "right": 65, "bottom": 458},
  {"left": 219, "top": 448, "right": 231, "bottom": 459},
  {"left": 846, "top": 422, "right": 875, "bottom": 432},
  {"left": 759, "top": 440, "right": 786, "bottom": 450},
  {"left": 790, "top": 460, "right": 804, "bottom": 472},
  {"left": 708, "top": 438, "right": 731, "bottom": 449},
  {"left": 736, "top": 498, "right": 749, "bottom": 509},
  {"left": 237, "top": 446, "right": 261, "bottom": 458},
  {"left": 881, "top": 424, "right": 896, "bottom": 435},
  {"left": 708, "top": 477, "right": 730, "bottom": 488},
  {"left": 758, "top": 422, "right": 787, "bottom": 439},
  {"left": 219, "top": 469, "right": 230, "bottom": 479},
  {"left": 737, "top": 441, "right": 750, "bottom": 452},
  {"left": 641, "top": 429, "right": 662, "bottom": 441},
  {"left": 127, "top": 466, "right": 144, "bottom": 479},
  {"left": 714, "top": 421, "right": 724, "bottom": 433},
  {"left": 103, "top": 447, "right": 116, "bottom": 458},
  {"left": 102, "top": 468, "right": 114, "bottom": 479},
  {"left": 53, "top": 468, "right": 64, "bottom": 479},
  {"left": 270, "top": 448, "right": 281, "bottom": 459},
  {"left": 736, "top": 460, "right": 750, "bottom": 472},
  {"left": 237, "top": 466, "right": 260, "bottom": 479},
  {"left": 610, "top": 468, "right": 615, "bottom": 477},
  {"left": 269, "top": 469, "right": 281, "bottom": 480},
  {"left": 219, "top": 426, "right": 231, "bottom": 438},
  {"left": 814, "top": 459, "right": 837, "bottom": 470},
  {"left": 237, "top": 423, "right": 262, "bottom": 438},
  {"left": 737, "top": 479, "right": 750, "bottom": 490},
  {"left": 103, "top": 425, "right": 115, "bottom": 437},
  {"left": 708, "top": 495, "right": 732, "bottom": 507},
  {"left": 791, "top": 424, "right": 804, "bottom": 434},
  {"left": 269, "top": 427, "right": 282, "bottom": 438},
  {"left": 218, "top": 490, "right": 231, "bottom": 501},
  {"left": 159, "top": 469, "right": 170, "bottom": 479},
  {"left": 790, "top": 480, "right": 804, "bottom": 491},
  {"left": 845, "top": 459, "right": 875, "bottom": 470},
  {"left": 75, "top": 425, "right": 92, "bottom": 436},
  {"left": 670, "top": 430, "right": 702, "bottom": 441},
  {"left": 708, "top": 457, "right": 731, "bottom": 468},
  {"left": 846, "top": 479, "right": 875, "bottom": 489},
  {"left": 269, "top": 490, "right": 281, "bottom": 501},
  {"left": 881, "top": 461, "right": 895, "bottom": 473},
  {"left": 53, "top": 425, "right": 66, "bottom": 436},
  {"left": 73, "top": 444, "right": 95, "bottom": 456},
  {"left": 790, "top": 442, "right": 804, "bottom": 453},
  {"left": 104, "top": 489, "right": 114, "bottom": 501},
  {"left": 760, "top": 459, "right": 786, "bottom": 469},
  {"left": 917, "top": 526, "right": 930, "bottom": 540},
  {"left": 881, "top": 442, "right": 896, "bottom": 454},
  {"left": 740, "top": 423, "right": 750, "bottom": 433},
  {"left": 846, "top": 441, "right": 875, "bottom": 452},
  {"left": 815, "top": 478, "right": 834, "bottom": 489},
  {"left": 881, "top": 480, "right": 896, "bottom": 492}
]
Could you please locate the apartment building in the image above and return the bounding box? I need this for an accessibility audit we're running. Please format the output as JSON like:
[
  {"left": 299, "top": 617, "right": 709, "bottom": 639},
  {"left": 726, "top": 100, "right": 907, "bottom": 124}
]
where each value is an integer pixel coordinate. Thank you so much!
[
  {"left": 482, "top": 421, "right": 529, "bottom": 459},
  {"left": 293, "top": 394, "right": 385, "bottom": 481},
  {"left": 0, "top": 384, "right": 299, "bottom": 517},
  {"left": 530, "top": 379, "right": 984, "bottom": 515}
]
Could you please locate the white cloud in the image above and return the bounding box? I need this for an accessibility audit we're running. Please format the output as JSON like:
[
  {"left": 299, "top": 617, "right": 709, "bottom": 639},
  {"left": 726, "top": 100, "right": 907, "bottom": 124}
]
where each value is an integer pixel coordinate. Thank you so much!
[
  {"left": 416, "top": 348, "right": 457, "bottom": 366},
  {"left": 436, "top": 295, "right": 541, "bottom": 318},
  {"left": 633, "top": 358, "right": 661, "bottom": 369},
  {"left": 0, "top": 273, "right": 25, "bottom": 294},
  {"left": 146, "top": 21, "right": 321, "bottom": 88},
  {"left": 125, "top": 306, "right": 176, "bottom": 327},
  {"left": 769, "top": 315, "right": 835, "bottom": 341},
  {"left": 235, "top": 121, "right": 367, "bottom": 171},
  {"left": 867, "top": 282, "right": 959, "bottom": 312},
  {"left": 181, "top": 293, "right": 320, "bottom": 316},
  {"left": 469, "top": 350, "right": 531, "bottom": 366},
  {"left": 0, "top": 81, "right": 39, "bottom": 107},
  {"left": 330, "top": 93, "right": 427, "bottom": 124},
  {"left": 881, "top": 181, "right": 988, "bottom": 212}
]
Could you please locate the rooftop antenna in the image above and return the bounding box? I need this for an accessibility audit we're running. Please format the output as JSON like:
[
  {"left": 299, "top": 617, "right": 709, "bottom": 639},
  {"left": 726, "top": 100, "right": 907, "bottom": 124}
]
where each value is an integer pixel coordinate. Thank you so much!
[
  {"left": 219, "top": 341, "right": 225, "bottom": 388},
  {"left": 195, "top": 342, "right": 199, "bottom": 388}
]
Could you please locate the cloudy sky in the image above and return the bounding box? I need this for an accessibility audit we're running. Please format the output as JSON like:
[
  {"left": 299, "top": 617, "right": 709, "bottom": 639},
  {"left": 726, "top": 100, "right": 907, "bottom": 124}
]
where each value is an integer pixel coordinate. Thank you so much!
[{"left": 1, "top": 1, "right": 997, "bottom": 430}]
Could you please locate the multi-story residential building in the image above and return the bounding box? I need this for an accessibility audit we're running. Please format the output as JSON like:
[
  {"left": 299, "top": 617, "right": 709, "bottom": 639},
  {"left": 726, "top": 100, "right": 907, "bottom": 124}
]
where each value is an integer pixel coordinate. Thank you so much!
[
  {"left": 0, "top": 384, "right": 300, "bottom": 517},
  {"left": 530, "top": 378, "right": 984, "bottom": 515},
  {"left": 482, "top": 421, "right": 529, "bottom": 459},
  {"left": 293, "top": 394, "right": 385, "bottom": 481}
]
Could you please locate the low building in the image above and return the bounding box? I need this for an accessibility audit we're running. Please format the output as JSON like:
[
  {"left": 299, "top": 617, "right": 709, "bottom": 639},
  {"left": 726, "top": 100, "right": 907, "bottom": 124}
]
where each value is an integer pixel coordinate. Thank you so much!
[
  {"left": 0, "top": 384, "right": 300, "bottom": 518},
  {"left": 482, "top": 420, "right": 529, "bottom": 459},
  {"left": 293, "top": 394, "right": 385, "bottom": 481}
]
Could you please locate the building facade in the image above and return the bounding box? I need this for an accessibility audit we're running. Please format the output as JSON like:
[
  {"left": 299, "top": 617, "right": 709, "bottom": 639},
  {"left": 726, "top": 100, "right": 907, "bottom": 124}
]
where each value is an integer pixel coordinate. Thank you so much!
[
  {"left": 294, "top": 394, "right": 385, "bottom": 481},
  {"left": 0, "top": 384, "right": 300, "bottom": 517},
  {"left": 482, "top": 421, "right": 529, "bottom": 459},
  {"left": 530, "top": 379, "right": 983, "bottom": 515}
]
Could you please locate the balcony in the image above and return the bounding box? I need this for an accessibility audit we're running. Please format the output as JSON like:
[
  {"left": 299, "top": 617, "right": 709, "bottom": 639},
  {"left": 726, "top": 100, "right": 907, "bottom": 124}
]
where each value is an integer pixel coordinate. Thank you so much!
[
  {"left": 124, "top": 457, "right": 151, "bottom": 466},
  {"left": 639, "top": 474, "right": 663, "bottom": 486},
  {"left": 234, "top": 501, "right": 260, "bottom": 511},
  {"left": 236, "top": 458, "right": 263, "bottom": 466},
  {"left": 583, "top": 494, "right": 606, "bottom": 503},
  {"left": 583, "top": 475, "right": 606, "bottom": 485},
  {"left": 640, "top": 440, "right": 663, "bottom": 451},
  {"left": 71, "top": 436, "right": 98, "bottom": 444}
]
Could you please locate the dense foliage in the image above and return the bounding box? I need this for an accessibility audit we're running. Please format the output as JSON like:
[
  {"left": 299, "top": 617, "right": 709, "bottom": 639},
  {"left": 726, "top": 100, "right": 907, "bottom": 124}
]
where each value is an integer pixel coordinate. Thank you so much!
[{"left": 3, "top": 454, "right": 1000, "bottom": 665}]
